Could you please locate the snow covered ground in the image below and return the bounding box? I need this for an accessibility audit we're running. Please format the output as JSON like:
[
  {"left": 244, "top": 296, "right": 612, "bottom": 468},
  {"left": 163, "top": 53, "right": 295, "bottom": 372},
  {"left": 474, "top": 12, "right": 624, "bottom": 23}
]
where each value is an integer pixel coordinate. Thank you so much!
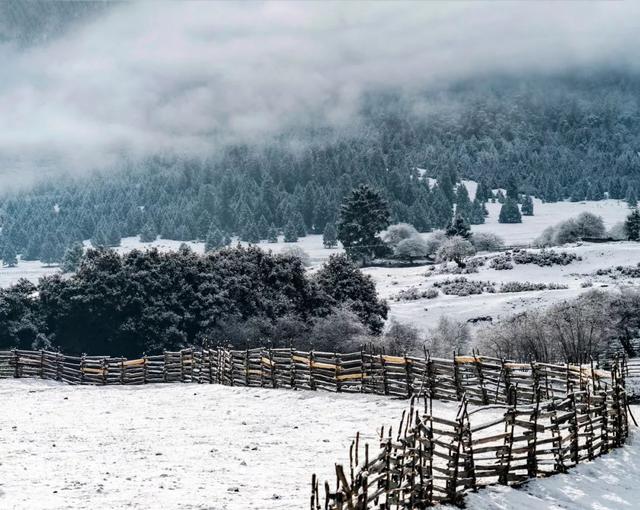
[
  {"left": 444, "top": 418, "right": 640, "bottom": 510},
  {"left": 369, "top": 241, "right": 640, "bottom": 332},
  {"left": 0, "top": 378, "right": 636, "bottom": 510},
  {"left": 0, "top": 379, "right": 461, "bottom": 510}
]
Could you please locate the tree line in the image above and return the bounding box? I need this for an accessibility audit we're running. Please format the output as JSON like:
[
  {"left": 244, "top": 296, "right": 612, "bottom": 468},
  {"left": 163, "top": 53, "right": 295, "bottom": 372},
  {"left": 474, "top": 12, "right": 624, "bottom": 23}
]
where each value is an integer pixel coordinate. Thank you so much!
[
  {"left": 0, "top": 246, "right": 388, "bottom": 357},
  {"left": 2, "top": 71, "right": 640, "bottom": 262}
]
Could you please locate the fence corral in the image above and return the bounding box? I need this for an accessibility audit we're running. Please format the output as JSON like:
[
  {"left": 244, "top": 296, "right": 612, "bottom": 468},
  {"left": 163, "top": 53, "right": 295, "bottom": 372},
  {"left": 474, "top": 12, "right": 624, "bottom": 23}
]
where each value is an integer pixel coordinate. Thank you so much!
[
  {"left": 313, "top": 360, "right": 631, "bottom": 509},
  {"left": 0, "top": 348, "right": 621, "bottom": 407}
]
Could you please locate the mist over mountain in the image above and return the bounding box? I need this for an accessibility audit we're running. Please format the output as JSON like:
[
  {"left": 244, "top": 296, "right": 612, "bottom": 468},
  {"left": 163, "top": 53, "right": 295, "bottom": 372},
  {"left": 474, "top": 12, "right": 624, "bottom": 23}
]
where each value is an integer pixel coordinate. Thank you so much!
[{"left": 1, "top": 1, "right": 639, "bottom": 184}]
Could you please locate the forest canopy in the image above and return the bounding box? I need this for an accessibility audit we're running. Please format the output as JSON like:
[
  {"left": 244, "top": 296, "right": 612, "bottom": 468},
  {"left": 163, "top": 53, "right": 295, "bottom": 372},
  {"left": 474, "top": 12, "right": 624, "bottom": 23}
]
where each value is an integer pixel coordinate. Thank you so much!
[{"left": 1, "top": 71, "right": 640, "bottom": 259}]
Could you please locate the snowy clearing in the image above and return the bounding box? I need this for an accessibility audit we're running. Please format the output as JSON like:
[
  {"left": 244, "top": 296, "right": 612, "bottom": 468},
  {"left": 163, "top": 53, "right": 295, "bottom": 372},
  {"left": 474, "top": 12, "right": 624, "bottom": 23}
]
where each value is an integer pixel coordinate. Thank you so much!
[
  {"left": 1, "top": 379, "right": 636, "bottom": 510},
  {"left": 0, "top": 379, "right": 459, "bottom": 510}
]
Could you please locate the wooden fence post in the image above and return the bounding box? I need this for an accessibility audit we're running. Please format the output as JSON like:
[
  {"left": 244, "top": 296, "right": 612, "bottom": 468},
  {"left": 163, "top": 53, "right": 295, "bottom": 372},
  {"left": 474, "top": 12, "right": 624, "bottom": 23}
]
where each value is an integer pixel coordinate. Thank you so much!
[
  {"left": 12, "top": 349, "right": 18, "bottom": 378},
  {"left": 380, "top": 354, "right": 388, "bottom": 396},
  {"left": 309, "top": 350, "right": 316, "bottom": 391},
  {"left": 404, "top": 353, "right": 412, "bottom": 397},
  {"left": 80, "top": 354, "right": 86, "bottom": 385},
  {"left": 527, "top": 386, "right": 541, "bottom": 478}
]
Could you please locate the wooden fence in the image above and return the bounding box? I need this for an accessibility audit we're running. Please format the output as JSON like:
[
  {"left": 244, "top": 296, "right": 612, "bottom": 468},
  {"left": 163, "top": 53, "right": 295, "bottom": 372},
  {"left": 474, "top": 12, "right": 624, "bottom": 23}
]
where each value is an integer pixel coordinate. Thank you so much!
[
  {"left": 312, "top": 360, "right": 630, "bottom": 509},
  {"left": 0, "top": 348, "right": 619, "bottom": 406}
]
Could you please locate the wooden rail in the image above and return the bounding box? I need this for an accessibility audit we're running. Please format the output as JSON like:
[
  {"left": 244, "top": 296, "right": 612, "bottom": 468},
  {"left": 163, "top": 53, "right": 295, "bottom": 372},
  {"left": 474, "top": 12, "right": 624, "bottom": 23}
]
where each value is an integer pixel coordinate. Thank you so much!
[
  {"left": 313, "top": 360, "right": 630, "bottom": 509},
  {"left": 0, "top": 348, "right": 615, "bottom": 406}
]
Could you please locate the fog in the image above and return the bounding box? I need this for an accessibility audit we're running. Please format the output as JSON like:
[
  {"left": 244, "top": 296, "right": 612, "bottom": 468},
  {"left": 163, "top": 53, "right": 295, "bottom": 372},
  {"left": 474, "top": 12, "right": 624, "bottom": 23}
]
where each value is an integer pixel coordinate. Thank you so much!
[{"left": 1, "top": 1, "right": 639, "bottom": 183}]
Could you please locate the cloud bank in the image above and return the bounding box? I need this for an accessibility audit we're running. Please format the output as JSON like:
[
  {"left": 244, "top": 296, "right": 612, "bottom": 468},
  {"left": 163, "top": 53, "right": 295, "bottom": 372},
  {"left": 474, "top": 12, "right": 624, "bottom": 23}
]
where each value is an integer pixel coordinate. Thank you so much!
[{"left": 1, "top": 0, "right": 639, "bottom": 182}]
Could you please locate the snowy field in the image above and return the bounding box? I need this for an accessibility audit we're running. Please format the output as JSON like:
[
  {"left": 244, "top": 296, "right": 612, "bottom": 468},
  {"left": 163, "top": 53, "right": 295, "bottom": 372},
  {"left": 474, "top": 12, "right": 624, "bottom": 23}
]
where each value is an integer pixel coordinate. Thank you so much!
[
  {"left": 0, "top": 191, "right": 634, "bottom": 336},
  {"left": 0, "top": 378, "right": 636, "bottom": 510},
  {"left": 0, "top": 379, "right": 461, "bottom": 510}
]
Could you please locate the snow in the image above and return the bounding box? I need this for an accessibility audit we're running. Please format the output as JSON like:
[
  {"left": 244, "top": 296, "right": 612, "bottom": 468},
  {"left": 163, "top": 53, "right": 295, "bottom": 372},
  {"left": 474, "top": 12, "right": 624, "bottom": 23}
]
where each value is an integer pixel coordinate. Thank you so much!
[
  {"left": 472, "top": 197, "right": 629, "bottom": 246},
  {"left": 445, "top": 411, "right": 640, "bottom": 510},
  {"left": 0, "top": 378, "right": 635, "bottom": 510},
  {"left": 0, "top": 379, "right": 460, "bottom": 510}
]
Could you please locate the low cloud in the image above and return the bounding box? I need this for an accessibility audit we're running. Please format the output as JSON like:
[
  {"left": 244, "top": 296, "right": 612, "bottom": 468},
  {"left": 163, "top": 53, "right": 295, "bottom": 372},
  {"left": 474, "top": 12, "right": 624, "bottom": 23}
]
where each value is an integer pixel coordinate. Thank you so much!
[{"left": 0, "top": 1, "right": 638, "bottom": 183}]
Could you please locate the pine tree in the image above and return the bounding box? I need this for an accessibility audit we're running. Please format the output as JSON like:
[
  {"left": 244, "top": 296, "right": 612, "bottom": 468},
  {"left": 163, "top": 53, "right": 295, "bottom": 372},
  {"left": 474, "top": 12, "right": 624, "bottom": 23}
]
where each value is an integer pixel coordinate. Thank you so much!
[
  {"left": 284, "top": 220, "right": 298, "bottom": 243},
  {"left": 506, "top": 174, "right": 519, "bottom": 201},
  {"left": 455, "top": 183, "right": 472, "bottom": 221},
  {"left": 257, "top": 215, "right": 269, "bottom": 240},
  {"left": 109, "top": 221, "right": 122, "bottom": 246},
  {"left": 196, "top": 211, "right": 212, "bottom": 240},
  {"left": 1, "top": 241, "right": 17, "bottom": 267},
  {"left": 140, "top": 222, "right": 157, "bottom": 243},
  {"left": 469, "top": 199, "right": 486, "bottom": 225},
  {"left": 61, "top": 242, "right": 84, "bottom": 273},
  {"left": 446, "top": 214, "right": 471, "bottom": 239},
  {"left": 40, "top": 235, "right": 62, "bottom": 266},
  {"left": 625, "top": 209, "right": 640, "bottom": 241},
  {"left": 475, "top": 181, "right": 490, "bottom": 203},
  {"left": 267, "top": 225, "right": 279, "bottom": 243},
  {"left": 521, "top": 195, "right": 534, "bottom": 216},
  {"left": 626, "top": 187, "right": 638, "bottom": 208},
  {"left": 293, "top": 211, "right": 307, "bottom": 238},
  {"left": 242, "top": 222, "right": 261, "bottom": 244},
  {"left": 22, "top": 238, "right": 41, "bottom": 261},
  {"left": 205, "top": 226, "right": 225, "bottom": 252},
  {"left": 323, "top": 222, "right": 338, "bottom": 248},
  {"left": 496, "top": 189, "right": 506, "bottom": 204},
  {"left": 498, "top": 198, "right": 522, "bottom": 223},
  {"left": 337, "top": 185, "right": 390, "bottom": 263}
]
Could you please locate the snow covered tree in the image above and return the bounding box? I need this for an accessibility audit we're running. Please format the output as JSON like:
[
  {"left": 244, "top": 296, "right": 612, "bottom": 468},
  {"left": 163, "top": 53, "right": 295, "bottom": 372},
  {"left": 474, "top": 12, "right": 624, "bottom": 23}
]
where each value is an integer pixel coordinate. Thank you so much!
[
  {"left": 140, "top": 222, "right": 157, "bottom": 243},
  {"left": 314, "top": 254, "right": 388, "bottom": 334},
  {"left": 394, "top": 237, "right": 429, "bottom": 262},
  {"left": 455, "top": 183, "right": 472, "bottom": 221},
  {"left": 337, "top": 185, "right": 390, "bottom": 264},
  {"left": 61, "top": 242, "right": 84, "bottom": 273},
  {"left": 625, "top": 209, "right": 640, "bottom": 241},
  {"left": 267, "top": 225, "right": 279, "bottom": 243},
  {"left": 498, "top": 198, "right": 522, "bottom": 223},
  {"left": 322, "top": 222, "right": 338, "bottom": 248},
  {"left": 469, "top": 199, "right": 486, "bottom": 225},
  {"left": 1, "top": 242, "right": 17, "bottom": 267},
  {"left": 446, "top": 214, "right": 471, "bottom": 239},
  {"left": 241, "top": 222, "right": 261, "bottom": 243},
  {"left": 521, "top": 195, "right": 534, "bottom": 216},
  {"left": 205, "top": 226, "right": 225, "bottom": 252},
  {"left": 41, "top": 235, "right": 63, "bottom": 266},
  {"left": 283, "top": 220, "right": 298, "bottom": 243},
  {"left": 627, "top": 187, "right": 638, "bottom": 208},
  {"left": 435, "top": 236, "right": 476, "bottom": 268}
]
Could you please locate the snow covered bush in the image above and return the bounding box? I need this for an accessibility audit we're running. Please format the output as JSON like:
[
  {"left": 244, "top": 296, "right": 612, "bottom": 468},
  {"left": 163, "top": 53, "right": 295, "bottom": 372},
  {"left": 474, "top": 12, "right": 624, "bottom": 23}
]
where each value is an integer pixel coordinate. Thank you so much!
[
  {"left": 512, "top": 249, "right": 579, "bottom": 266},
  {"left": 534, "top": 226, "right": 556, "bottom": 248},
  {"left": 394, "top": 237, "right": 430, "bottom": 261},
  {"left": 280, "top": 245, "right": 311, "bottom": 266},
  {"left": 471, "top": 232, "right": 504, "bottom": 252},
  {"left": 608, "top": 221, "right": 627, "bottom": 241},
  {"left": 382, "top": 223, "right": 419, "bottom": 248},
  {"left": 435, "top": 236, "right": 476, "bottom": 267},
  {"left": 382, "top": 320, "right": 423, "bottom": 355},
  {"left": 489, "top": 254, "right": 513, "bottom": 270},
  {"left": 433, "top": 277, "right": 495, "bottom": 296},
  {"left": 306, "top": 308, "right": 368, "bottom": 352},
  {"left": 393, "top": 287, "right": 438, "bottom": 301},
  {"left": 424, "top": 230, "right": 447, "bottom": 257},
  {"left": 477, "top": 290, "right": 619, "bottom": 362},
  {"left": 499, "top": 281, "right": 568, "bottom": 293},
  {"left": 425, "top": 316, "right": 471, "bottom": 357},
  {"left": 534, "top": 213, "right": 606, "bottom": 246}
]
